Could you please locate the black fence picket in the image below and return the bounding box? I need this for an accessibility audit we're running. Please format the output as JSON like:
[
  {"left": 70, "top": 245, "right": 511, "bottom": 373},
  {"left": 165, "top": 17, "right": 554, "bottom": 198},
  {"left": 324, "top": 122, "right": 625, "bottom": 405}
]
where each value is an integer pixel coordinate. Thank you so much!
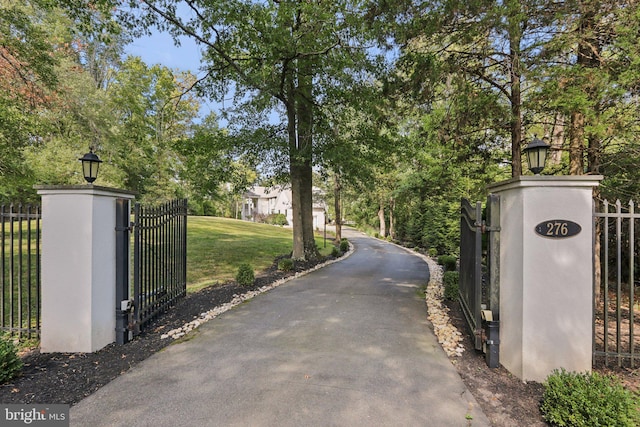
[{"left": 0, "top": 204, "right": 41, "bottom": 338}]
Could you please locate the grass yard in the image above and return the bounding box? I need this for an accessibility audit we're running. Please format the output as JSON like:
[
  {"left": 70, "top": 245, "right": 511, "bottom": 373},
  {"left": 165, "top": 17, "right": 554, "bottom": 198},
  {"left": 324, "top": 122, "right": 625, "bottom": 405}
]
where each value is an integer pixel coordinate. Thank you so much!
[{"left": 187, "top": 216, "right": 335, "bottom": 292}]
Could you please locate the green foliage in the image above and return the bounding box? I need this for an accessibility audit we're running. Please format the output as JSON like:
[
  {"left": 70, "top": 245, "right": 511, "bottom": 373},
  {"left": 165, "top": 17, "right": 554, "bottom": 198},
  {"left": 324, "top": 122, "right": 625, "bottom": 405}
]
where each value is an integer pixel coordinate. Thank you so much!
[
  {"left": 437, "top": 255, "right": 457, "bottom": 272},
  {"left": 443, "top": 271, "right": 459, "bottom": 300},
  {"left": 541, "top": 369, "right": 640, "bottom": 427},
  {"left": 340, "top": 238, "right": 349, "bottom": 253},
  {"left": 235, "top": 263, "right": 255, "bottom": 287},
  {"left": 0, "top": 336, "right": 23, "bottom": 383},
  {"left": 331, "top": 246, "right": 341, "bottom": 257},
  {"left": 428, "top": 248, "right": 438, "bottom": 258},
  {"left": 266, "top": 214, "right": 288, "bottom": 226},
  {"left": 277, "top": 258, "right": 294, "bottom": 272}
]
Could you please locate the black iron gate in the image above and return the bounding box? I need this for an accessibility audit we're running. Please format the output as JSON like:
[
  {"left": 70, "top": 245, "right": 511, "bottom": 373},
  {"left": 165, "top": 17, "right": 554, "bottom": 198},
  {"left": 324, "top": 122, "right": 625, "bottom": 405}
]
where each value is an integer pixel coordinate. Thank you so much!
[
  {"left": 459, "top": 196, "right": 500, "bottom": 359},
  {"left": 132, "top": 199, "right": 187, "bottom": 333},
  {"left": 460, "top": 199, "right": 483, "bottom": 350},
  {"left": 115, "top": 198, "right": 188, "bottom": 341}
]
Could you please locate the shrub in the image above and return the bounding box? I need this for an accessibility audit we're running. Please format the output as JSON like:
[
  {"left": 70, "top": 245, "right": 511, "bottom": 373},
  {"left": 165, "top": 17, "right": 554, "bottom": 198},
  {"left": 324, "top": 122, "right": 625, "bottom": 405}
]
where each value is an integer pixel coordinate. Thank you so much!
[
  {"left": 331, "top": 246, "right": 341, "bottom": 257},
  {"left": 235, "top": 263, "right": 255, "bottom": 286},
  {"left": 428, "top": 248, "right": 438, "bottom": 258},
  {"left": 340, "top": 238, "right": 349, "bottom": 253},
  {"left": 443, "top": 271, "right": 459, "bottom": 300},
  {"left": 437, "top": 255, "right": 457, "bottom": 272},
  {"left": 278, "top": 258, "right": 294, "bottom": 271},
  {"left": 266, "top": 213, "right": 288, "bottom": 226},
  {"left": 0, "top": 336, "right": 23, "bottom": 383},
  {"left": 540, "top": 368, "right": 640, "bottom": 427}
]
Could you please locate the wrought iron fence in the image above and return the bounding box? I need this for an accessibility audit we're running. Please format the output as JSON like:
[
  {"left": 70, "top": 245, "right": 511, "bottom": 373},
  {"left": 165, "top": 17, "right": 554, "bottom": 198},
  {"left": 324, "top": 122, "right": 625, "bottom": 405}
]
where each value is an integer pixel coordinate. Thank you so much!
[
  {"left": 594, "top": 199, "right": 640, "bottom": 368},
  {"left": 1, "top": 204, "right": 41, "bottom": 338},
  {"left": 132, "top": 199, "right": 187, "bottom": 332}
]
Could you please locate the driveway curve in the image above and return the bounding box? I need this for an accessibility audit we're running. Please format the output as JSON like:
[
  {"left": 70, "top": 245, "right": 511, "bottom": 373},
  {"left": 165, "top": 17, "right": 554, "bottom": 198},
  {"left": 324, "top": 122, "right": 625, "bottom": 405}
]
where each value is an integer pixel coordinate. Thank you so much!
[{"left": 71, "top": 228, "right": 489, "bottom": 426}]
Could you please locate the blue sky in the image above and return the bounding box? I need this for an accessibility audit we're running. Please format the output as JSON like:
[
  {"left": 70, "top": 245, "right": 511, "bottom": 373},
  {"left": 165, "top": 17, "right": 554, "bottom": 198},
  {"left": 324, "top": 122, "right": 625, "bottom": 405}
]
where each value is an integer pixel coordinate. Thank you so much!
[
  {"left": 125, "top": 31, "right": 201, "bottom": 73},
  {"left": 125, "top": 31, "right": 219, "bottom": 120}
]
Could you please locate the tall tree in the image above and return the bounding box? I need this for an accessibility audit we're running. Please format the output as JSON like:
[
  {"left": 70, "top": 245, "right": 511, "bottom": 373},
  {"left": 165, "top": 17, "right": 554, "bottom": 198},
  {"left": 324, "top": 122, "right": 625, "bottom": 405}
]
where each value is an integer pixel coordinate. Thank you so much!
[
  {"left": 112, "top": 0, "right": 380, "bottom": 260},
  {"left": 107, "top": 56, "right": 199, "bottom": 202},
  {"left": 0, "top": 1, "right": 62, "bottom": 200},
  {"left": 369, "top": 0, "right": 557, "bottom": 177}
]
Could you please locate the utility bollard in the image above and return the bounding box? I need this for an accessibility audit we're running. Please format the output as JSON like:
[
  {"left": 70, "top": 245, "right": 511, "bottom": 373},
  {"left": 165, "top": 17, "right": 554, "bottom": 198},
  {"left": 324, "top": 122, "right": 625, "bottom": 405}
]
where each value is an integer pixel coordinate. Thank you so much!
[{"left": 484, "top": 320, "right": 500, "bottom": 368}]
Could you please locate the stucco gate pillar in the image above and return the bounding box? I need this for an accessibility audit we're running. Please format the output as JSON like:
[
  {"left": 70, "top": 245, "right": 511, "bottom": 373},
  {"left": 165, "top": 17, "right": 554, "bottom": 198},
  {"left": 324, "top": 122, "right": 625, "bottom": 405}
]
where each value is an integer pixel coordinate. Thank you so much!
[
  {"left": 487, "top": 176, "right": 602, "bottom": 382},
  {"left": 36, "top": 185, "right": 136, "bottom": 353}
]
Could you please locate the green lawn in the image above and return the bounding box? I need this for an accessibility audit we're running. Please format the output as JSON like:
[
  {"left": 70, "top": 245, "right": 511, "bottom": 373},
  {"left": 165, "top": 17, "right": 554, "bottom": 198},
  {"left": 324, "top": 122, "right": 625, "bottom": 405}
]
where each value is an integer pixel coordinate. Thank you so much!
[{"left": 187, "top": 216, "right": 335, "bottom": 292}]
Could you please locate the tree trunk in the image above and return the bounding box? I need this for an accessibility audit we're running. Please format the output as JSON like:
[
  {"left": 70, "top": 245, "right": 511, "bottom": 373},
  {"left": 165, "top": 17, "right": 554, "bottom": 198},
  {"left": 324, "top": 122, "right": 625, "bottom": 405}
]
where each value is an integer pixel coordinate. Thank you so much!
[
  {"left": 569, "top": 4, "right": 601, "bottom": 176},
  {"left": 593, "top": 190, "right": 602, "bottom": 305},
  {"left": 287, "top": 96, "right": 305, "bottom": 260},
  {"left": 508, "top": 8, "right": 523, "bottom": 178},
  {"left": 389, "top": 197, "right": 395, "bottom": 240},
  {"left": 549, "top": 113, "right": 565, "bottom": 166},
  {"left": 333, "top": 172, "right": 342, "bottom": 243},
  {"left": 297, "top": 56, "right": 318, "bottom": 260},
  {"left": 569, "top": 111, "right": 585, "bottom": 175},
  {"left": 285, "top": 64, "right": 304, "bottom": 260},
  {"left": 378, "top": 202, "right": 386, "bottom": 238}
]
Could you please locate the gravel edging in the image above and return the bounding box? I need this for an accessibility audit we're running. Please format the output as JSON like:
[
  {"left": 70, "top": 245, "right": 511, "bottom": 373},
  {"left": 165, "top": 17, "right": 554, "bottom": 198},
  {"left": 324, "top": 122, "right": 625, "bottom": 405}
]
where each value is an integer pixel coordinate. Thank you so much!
[{"left": 161, "top": 242, "right": 355, "bottom": 340}]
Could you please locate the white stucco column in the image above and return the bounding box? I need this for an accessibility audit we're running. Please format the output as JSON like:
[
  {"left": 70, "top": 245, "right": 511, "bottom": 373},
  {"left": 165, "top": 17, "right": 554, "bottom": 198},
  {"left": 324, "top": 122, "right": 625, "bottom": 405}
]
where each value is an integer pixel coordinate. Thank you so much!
[
  {"left": 488, "top": 176, "right": 602, "bottom": 382},
  {"left": 36, "top": 185, "right": 136, "bottom": 353}
]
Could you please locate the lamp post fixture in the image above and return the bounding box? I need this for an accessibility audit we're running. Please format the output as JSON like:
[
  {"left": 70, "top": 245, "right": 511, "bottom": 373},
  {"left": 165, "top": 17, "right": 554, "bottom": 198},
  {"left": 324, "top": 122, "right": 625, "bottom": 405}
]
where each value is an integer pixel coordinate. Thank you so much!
[
  {"left": 78, "top": 149, "right": 103, "bottom": 184},
  {"left": 523, "top": 136, "right": 550, "bottom": 175}
]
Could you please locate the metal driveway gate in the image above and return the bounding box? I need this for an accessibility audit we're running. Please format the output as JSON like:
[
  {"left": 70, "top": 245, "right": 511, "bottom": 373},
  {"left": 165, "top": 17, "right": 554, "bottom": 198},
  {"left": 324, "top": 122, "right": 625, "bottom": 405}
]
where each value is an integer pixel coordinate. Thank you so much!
[
  {"left": 131, "top": 199, "right": 187, "bottom": 334},
  {"left": 459, "top": 196, "right": 500, "bottom": 357},
  {"left": 115, "top": 198, "right": 189, "bottom": 344}
]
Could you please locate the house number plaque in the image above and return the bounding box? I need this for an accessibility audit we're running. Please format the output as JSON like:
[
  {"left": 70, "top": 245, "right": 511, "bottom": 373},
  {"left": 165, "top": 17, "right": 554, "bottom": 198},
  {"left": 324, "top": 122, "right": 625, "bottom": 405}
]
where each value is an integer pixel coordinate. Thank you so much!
[{"left": 535, "top": 220, "right": 581, "bottom": 238}]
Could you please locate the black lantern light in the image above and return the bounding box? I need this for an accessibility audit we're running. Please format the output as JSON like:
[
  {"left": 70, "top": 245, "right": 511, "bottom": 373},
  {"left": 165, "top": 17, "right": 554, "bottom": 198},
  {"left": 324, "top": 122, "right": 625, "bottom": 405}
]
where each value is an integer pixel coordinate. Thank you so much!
[
  {"left": 523, "top": 136, "right": 550, "bottom": 175},
  {"left": 78, "top": 149, "right": 102, "bottom": 183}
]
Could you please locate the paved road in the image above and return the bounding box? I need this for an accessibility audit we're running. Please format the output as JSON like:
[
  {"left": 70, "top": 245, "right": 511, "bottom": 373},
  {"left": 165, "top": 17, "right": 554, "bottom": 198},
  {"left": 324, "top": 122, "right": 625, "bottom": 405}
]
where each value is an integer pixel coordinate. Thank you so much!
[{"left": 71, "top": 229, "right": 489, "bottom": 426}]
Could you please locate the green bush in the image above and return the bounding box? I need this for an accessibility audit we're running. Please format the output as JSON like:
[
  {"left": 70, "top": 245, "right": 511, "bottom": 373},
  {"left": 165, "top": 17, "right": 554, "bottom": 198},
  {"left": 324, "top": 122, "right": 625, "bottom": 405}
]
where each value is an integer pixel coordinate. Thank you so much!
[
  {"left": 278, "top": 258, "right": 294, "bottom": 271},
  {"left": 331, "top": 246, "right": 341, "bottom": 257},
  {"left": 443, "top": 271, "right": 459, "bottom": 300},
  {"left": 541, "top": 368, "right": 640, "bottom": 427},
  {"left": 437, "top": 255, "right": 457, "bottom": 272},
  {"left": 266, "top": 213, "right": 288, "bottom": 226},
  {"left": 340, "top": 238, "right": 349, "bottom": 253},
  {"left": 0, "top": 336, "right": 23, "bottom": 383},
  {"left": 235, "top": 263, "right": 255, "bottom": 286},
  {"left": 428, "top": 248, "right": 438, "bottom": 258}
]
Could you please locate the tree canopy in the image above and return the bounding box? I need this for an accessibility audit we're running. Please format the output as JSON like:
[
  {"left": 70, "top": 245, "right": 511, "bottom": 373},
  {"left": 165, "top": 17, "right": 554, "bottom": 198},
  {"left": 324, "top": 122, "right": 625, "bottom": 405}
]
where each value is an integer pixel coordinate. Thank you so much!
[{"left": 3, "top": 0, "right": 640, "bottom": 257}]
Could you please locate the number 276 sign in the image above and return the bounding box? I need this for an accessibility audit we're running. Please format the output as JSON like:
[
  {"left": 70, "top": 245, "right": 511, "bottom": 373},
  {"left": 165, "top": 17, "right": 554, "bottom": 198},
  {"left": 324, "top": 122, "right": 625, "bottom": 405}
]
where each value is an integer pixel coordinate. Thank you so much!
[{"left": 535, "top": 220, "right": 582, "bottom": 238}]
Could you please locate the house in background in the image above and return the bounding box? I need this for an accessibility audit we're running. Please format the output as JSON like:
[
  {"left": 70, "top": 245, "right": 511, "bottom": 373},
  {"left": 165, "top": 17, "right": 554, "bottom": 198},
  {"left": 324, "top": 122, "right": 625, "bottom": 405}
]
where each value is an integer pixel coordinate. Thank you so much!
[{"left": 242, "top": 185, "right": 327, "bottom": 229}]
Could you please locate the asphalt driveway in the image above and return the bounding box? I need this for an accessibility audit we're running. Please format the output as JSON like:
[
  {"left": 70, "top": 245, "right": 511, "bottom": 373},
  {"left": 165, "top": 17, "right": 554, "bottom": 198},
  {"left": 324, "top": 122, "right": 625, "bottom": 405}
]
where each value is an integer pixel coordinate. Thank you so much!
[{"left": 71, "top": 229, "right": 489, "bottom": 426}]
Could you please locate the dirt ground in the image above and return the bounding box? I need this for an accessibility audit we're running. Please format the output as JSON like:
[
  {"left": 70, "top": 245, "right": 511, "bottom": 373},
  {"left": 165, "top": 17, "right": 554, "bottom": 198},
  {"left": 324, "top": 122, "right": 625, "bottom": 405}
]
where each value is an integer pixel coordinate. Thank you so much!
[
  {"left": 0, "top": 252, "right": 638, "bottom": 426},
  {"left": 444, "top": 299, "right": 548, "bottom": 426}
]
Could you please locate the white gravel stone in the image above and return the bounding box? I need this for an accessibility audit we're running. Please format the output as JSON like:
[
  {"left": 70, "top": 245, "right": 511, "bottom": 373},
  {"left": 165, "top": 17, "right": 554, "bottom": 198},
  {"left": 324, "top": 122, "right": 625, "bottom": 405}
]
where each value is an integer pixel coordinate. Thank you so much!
[
  {"left": 411, "top": 251, "right": 465, "bottom": 358},
  {"left": 162, "top": 242, "right": 355, "bottom": 340}
]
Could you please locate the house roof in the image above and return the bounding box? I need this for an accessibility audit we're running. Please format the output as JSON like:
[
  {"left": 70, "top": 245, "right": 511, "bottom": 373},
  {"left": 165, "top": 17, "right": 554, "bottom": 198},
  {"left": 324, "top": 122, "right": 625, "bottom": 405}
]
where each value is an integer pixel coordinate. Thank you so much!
[{"left": 244, "top": 185, "right": 285, "bottom": 199}]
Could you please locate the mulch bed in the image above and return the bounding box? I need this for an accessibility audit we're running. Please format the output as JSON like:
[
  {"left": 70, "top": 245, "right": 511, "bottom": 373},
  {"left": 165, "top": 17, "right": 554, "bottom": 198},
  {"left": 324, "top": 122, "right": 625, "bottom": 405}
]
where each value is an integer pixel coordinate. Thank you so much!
[{"left": 443, "top": 299, "right": 548, "bottom": 426}]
